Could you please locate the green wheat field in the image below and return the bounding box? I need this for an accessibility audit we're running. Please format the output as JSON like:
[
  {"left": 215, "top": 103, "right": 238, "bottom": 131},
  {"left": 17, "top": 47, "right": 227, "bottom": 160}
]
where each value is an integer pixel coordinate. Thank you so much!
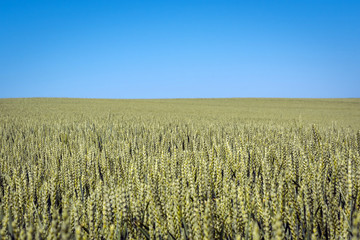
[{"left": 0, "top": 98, "right": 360, "bottom": 240}]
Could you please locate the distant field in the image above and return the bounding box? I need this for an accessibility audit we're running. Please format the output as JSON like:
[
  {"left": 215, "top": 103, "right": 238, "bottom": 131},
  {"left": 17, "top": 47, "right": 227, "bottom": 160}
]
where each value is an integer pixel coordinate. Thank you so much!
[
  {"left": 0, "top": 98, "right": 359, "bottom": 239},
  {"left": 1, "top": 98, "right": 359, "bottom": 128}
]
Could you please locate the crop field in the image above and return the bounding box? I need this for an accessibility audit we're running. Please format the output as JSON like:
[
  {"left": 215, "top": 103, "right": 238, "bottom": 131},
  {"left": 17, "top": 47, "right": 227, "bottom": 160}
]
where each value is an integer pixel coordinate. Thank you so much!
[{"left": 0, "top": 98, "right": 360, "bottom": 240}]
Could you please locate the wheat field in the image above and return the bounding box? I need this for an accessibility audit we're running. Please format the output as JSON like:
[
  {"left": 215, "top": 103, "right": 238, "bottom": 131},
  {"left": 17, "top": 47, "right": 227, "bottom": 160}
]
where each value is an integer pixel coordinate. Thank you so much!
[{"left": 0, "top": 98, "right": 359, "bottom": 239}]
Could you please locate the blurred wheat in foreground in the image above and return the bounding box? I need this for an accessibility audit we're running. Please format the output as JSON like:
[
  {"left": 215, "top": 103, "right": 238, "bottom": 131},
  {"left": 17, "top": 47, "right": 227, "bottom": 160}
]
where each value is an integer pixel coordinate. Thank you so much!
[{"left": 0, "top": 98, "right": 359, "bottom": 239}]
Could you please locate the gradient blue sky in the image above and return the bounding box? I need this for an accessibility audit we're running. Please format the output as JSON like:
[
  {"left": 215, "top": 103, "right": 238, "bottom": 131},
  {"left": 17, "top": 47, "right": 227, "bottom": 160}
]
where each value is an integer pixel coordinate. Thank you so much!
[{"left": 1, "top": 0, "right": 359, "bottom": 98}]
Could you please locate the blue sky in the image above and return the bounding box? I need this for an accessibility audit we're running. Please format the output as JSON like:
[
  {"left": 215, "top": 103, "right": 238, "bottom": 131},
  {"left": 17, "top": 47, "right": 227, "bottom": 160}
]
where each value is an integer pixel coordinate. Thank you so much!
[{"left": 1, "top": 0, "right": 359, "bottom": 98}]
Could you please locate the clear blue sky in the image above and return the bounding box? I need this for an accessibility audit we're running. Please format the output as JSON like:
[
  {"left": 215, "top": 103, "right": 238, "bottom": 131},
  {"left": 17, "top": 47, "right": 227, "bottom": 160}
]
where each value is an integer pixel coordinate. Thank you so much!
[{"left": 1, "top": 0, "right": 359, "bottom": 98}]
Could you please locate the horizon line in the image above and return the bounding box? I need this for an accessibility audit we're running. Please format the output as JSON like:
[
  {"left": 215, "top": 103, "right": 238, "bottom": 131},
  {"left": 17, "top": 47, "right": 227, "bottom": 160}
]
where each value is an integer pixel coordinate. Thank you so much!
[{"left": 1, "top": 97, "right": 359, "bottom": 100}]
